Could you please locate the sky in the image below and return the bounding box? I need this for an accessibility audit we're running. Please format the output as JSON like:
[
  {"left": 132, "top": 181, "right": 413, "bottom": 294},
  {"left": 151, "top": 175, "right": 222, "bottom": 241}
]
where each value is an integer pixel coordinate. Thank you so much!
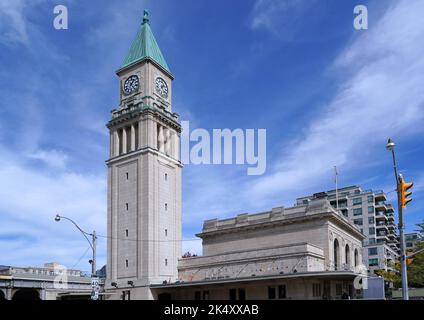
[{"left": 0, "top": 0, "right": 423, "bottom": 273}]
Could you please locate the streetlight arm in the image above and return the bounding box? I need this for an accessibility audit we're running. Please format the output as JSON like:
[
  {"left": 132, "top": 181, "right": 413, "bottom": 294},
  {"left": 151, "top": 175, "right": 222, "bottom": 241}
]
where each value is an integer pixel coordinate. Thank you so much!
[{"left": 57, "top": 215, "right": 94, "bottom": 251}]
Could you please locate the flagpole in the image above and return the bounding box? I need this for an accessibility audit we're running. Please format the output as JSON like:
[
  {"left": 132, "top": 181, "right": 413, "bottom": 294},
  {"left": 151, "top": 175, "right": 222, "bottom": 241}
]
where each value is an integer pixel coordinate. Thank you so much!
[{"left": 334, "top": 166, "right": 338, "bottom": 211}]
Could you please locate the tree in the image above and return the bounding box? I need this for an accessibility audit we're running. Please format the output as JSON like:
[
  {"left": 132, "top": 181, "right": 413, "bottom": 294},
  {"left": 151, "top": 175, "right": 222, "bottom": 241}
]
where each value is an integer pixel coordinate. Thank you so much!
[
  {"left": 374, "top": 260, "right": 401, "bottom": 288},
  {"left": 406, "top": 242, "right": 424, "bottom": 287}
]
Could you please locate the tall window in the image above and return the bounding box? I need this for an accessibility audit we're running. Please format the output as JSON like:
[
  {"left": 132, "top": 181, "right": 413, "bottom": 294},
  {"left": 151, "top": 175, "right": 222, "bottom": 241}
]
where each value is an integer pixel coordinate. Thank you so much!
[
  {"left": 368, "top": 195, "right": 374, "bottom": 203},
  {"left": 354, "top": 249, "right": 359, "bottom": 267},
  {"left": 268, "top": 287, "right": 276, "bottom": 300},
  {"left": 229, "top": 289, "right": 237, "bottom": 301},
  {"left": 368, "top": 206, "right": 374, "bottom": 213},
  {"left": 334, "top": 239, "right": 340, "bottom": 270},
  {"left": 345, "top": 245, "right": 350, "bottom": 267},
  {"left": 278, "top": 285, "right": 286, "bottom": 299},
  {"left": 312, "top": 283, "right": 322, "bottom": 297}
]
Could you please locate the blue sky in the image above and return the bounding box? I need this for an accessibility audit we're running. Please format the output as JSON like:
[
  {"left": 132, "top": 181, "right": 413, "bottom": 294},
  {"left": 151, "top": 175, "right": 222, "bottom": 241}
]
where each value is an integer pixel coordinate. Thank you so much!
[{"left": 0, "top": 0, "right": 423, "bottom": 272}]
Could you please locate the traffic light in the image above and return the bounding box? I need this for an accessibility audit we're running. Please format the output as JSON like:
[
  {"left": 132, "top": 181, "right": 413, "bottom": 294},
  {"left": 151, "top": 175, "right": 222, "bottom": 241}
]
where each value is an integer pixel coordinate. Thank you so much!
[{"left": 399, "top": 177, "right": 413, "bottom": 208}]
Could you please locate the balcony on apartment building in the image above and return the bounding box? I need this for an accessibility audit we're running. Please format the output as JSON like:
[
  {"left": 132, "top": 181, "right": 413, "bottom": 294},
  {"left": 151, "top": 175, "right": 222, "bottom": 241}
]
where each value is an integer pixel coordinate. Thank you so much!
[
  {"left": 375, "top": 201, "right": 389, "bottom": 212},
  {"left": 374, "top": 191, "right": 387, "bottom": 202},
  {"left": 375, "top": 211, "right": 388, "bottom": 221},
  {"left": 376, "top": 222, "right": 389, "bottom": 232}
]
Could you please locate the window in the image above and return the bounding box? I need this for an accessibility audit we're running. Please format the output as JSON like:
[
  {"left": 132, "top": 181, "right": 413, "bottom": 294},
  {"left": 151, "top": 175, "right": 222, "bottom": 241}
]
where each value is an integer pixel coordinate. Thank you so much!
[
  {"left": 165, "top": 173, "right": 168, "bottom": 181},
  {"left": 278, "top": 285, "right": 287, "bottom": 299},
  {"left": 369, "top": 227, "right": 375, "bottom": 235},
  {"left": 334, "top": 239, "right": 340, "bottom": 270},
  {"left": 165, "top": 203, "right": 168, "bottom": 211},
  {"left": 369, "top": 258, "right": 379, "bottom": 266},
  {"left": 354, "top": 249, "right": 359, "bottom": 267},
  {"left": 268, "top": 287, "right": 276, "bottom": 300},
  {"left": 229, "top": 289, "right": 237, "bottom": 301},
  {"left": 203, "top": 291, "right": 210, "bottom": 300},
  {"left": 368, "top": 206, "right": 374, "bottom": 213},
  {"left": 125, "top": 229, "right": 128, "bottom": 237},
  {"left": 238, "top": 288, "right": 246, "bottom": 301},
  {"left": 368, "top": 195, "right": 374, "bottom": 203},
  {"left": 345, "top": 245, "right": 350, "bottom": 266},
  {"left": 122, "top": 290, "right": 131, "bottom": 300},
  {"left": 165, "top": 229, "right": 168, "bottom": 236},
  {"left": 368, "top": 248, "right": 378, "bottom": 255},
  {"left": 353, "top": 208, "right": 363, "bottom": 216},
  {"left": 165, "top": 259, "right": 168, "bottom": 266},
  {"left": 125, "top": 259, "right": 129, "bottom": 268},
  {"left": 368, "top": 217, "right": 375, "bottom": 224},
  {"left": 336, "top": 284, "right": 342, "bottom": 296},
  {"left": 126, "top": 203, "right": 129, "bottom": 211},
  {"left": 353, "top": 218, "right": 363, "bottom": 226},
  {"left": 312, "top": 283, "right": 321, "bottom": 297},
  {"left": 353, "top": 197, "right": 362, "bottom": 205}
]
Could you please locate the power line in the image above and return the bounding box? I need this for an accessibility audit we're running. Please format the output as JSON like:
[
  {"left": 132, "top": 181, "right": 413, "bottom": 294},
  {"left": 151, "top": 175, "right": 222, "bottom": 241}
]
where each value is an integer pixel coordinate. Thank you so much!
[{"left": 71, "top": 245, "right": 91, "bottom": 269}]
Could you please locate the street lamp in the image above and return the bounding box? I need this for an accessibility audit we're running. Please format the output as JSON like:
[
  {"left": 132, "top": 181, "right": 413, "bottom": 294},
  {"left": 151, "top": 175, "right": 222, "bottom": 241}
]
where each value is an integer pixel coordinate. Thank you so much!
[
  {"left": 385, "top": 138, "right": 409, "bottom": 300},
  {"left": 54, "top": 214, "right": 98, "bottom": 300}
]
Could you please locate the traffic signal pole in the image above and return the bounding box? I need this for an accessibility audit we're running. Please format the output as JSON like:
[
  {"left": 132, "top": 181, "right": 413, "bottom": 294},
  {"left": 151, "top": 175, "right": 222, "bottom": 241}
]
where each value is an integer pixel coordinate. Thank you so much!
[{"left": 397, "top": 174, "right": 409, "bottom": 300}]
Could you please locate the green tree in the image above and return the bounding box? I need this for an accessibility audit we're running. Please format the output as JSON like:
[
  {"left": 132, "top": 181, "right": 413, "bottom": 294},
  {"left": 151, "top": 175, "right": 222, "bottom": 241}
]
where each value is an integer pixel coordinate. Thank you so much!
[
  {"left": 407, "top": 242, "right": 424, "bottom": 287},
  {"left": 374, "top": 261, "right": 401, "bottom": 288}
]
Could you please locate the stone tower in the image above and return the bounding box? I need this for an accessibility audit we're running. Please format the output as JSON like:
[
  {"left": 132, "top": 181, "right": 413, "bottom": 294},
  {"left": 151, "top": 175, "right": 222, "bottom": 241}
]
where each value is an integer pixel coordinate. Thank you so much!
[{"left": 105, "top": 10, "right": 182, "bottom": 299}]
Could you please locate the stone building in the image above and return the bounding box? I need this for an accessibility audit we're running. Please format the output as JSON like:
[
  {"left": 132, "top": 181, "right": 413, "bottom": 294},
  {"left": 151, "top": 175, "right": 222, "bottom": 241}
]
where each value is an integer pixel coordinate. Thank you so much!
[
  {"left": 105, "top": 10, "right": 182, "bottom": 300},
  {"left": 151, "top": 200, "right": 365, "bottom": 300},
  {"left": 296, "top": 186, "right": 399, "bottom": 275},
  {"left": 105, "top": 11, "right": 366, "bottom": 300}
]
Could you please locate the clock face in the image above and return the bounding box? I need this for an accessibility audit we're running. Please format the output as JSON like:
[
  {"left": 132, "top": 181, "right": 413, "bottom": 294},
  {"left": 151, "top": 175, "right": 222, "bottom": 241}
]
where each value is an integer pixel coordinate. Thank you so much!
[
  {"left": 123, "top": 75, "right": 139, "bottom": 95},
  {"left": 155, "top": 77, "right": 168, "bottom": 99}
]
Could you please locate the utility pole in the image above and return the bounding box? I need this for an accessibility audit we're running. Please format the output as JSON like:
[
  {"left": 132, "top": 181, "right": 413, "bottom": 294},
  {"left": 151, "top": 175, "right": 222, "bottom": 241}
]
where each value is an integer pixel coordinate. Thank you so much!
[
  {"left": 386, "top": 138, "right": 409, "bottom": 300},
  {"left": 92, "top": 230, "right": 97, "bottom": 278},
  {"left": 55, "top": 214, "right": 98, "bottom": 300}
]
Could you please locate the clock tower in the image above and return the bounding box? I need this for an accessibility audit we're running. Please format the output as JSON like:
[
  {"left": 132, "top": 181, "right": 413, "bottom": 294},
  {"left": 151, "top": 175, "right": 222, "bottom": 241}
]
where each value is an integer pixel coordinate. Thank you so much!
[{"left": 105, "top": 10, "right": 182, "bottom": 300}]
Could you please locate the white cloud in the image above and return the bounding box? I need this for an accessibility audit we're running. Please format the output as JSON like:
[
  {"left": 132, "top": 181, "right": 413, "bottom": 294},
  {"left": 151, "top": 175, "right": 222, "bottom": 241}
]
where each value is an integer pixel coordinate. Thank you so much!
[
  {"left": 0, "top": 145, "right": 106, "bottom": 269},
  {"left": 250, "top": 0, "right": 316, "bottom": 38},
  {"left": 0, "top": 0, "right": 41, "bottom": 46},
  {"left": 26, "top": 149, "right": 69, "bottom": 169},
  {"left": 247, "top": 0, "right": 424, "bottom": 202}
]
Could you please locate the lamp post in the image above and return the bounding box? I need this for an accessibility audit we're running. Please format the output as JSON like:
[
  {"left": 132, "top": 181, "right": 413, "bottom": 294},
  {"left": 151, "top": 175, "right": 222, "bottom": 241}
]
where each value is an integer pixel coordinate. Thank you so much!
[
  {"left": 386, "top": 138, "right": 409, "bottom": 300},
  {"left": 55, "top": 214, "right": 98, "bottom": 299}
]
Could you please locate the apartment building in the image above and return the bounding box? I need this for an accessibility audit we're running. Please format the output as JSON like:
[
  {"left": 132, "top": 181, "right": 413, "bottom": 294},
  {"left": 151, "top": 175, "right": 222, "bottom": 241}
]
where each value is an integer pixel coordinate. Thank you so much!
[
  {"left": 405, "top": 233, "right": 423, "bottom": 252},
  {"left": 296, "top": 186, "right": 399, "bottom": 274}
]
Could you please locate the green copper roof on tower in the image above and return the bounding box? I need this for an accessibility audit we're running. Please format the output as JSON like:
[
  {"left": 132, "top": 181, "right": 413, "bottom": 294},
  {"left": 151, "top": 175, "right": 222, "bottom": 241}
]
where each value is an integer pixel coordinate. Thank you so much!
[{"left": 121, "top": 10, "right": 170, "bottom": 72}]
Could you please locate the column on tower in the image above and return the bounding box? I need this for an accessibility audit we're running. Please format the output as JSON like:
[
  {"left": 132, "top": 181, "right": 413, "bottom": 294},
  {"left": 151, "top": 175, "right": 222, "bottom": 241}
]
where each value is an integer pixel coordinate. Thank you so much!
[
  {"left": 158, "top": 125, "right": 164, "bottom": 153},
  {"left": 131, "top": 124, "right": 136, "bottom": 151},
  {"left": 122, "top": 127, "right": 127, "bottom": 154},
  {"left": 173, "top": 131, "right": 180, "bottom": 161},
  {"left": 164, "top": 128, "right": 170, "bottom": 156},
  {"left": 114, "top": 129, "right": 120, "bottom": 157}
]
